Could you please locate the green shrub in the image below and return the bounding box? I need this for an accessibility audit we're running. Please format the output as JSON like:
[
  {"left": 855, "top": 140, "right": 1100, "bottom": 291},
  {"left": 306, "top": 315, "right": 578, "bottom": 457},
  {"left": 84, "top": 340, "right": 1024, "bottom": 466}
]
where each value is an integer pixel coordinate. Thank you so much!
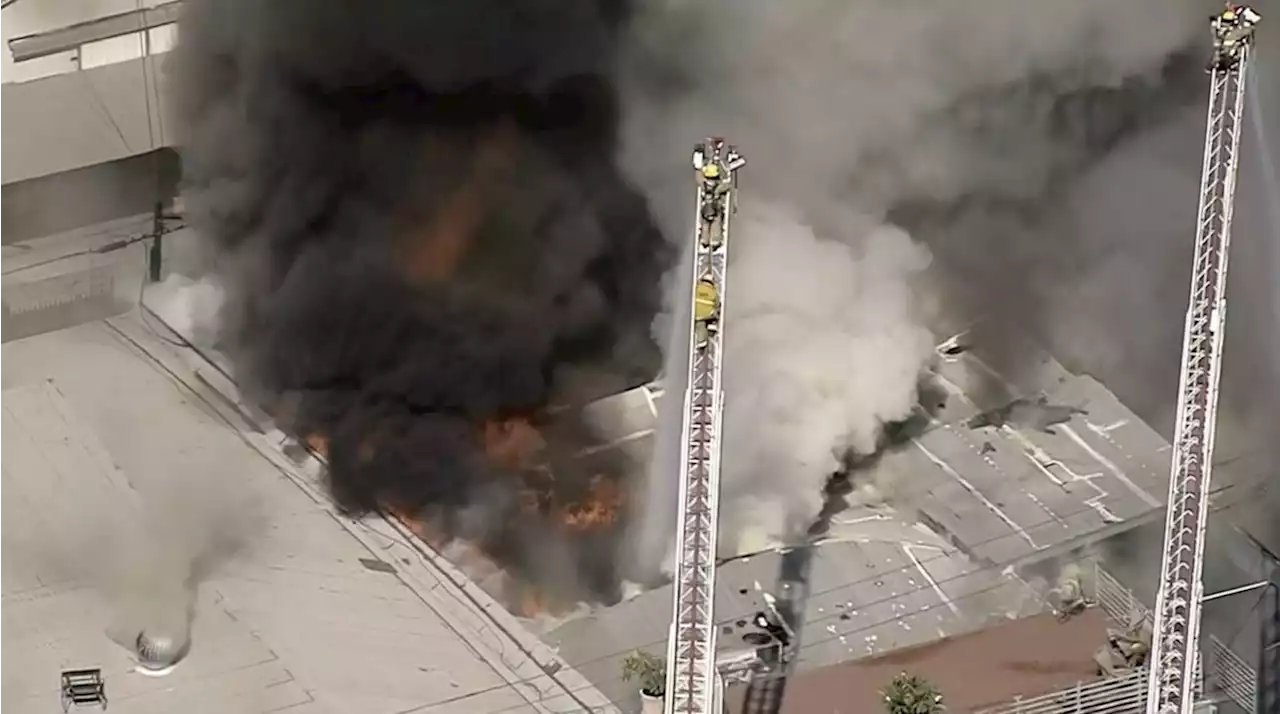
[
  {"left": 882, "top": 672, "right": 944, "bottom": 714},
  {"left": 621, "top": 650, "right": 666, "bottom": 697}
]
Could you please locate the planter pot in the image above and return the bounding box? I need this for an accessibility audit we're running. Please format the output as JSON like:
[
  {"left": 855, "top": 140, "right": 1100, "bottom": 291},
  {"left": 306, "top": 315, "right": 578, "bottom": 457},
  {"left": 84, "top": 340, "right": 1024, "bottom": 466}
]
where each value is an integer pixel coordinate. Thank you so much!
[{"left": 640, "top": 690, "right": 664, "bottom": 714}]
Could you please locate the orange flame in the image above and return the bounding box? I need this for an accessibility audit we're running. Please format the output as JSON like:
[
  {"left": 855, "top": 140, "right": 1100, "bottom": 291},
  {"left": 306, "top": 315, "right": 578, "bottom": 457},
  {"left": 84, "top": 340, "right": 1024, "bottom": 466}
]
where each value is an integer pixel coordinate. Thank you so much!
[
  {"left": 391, "top": 506, "right": 447, "bottom": 548},
  {"left": 401, "top": 124, "right": 518, "bottom": 284},
  {"left": 516, "top": 587, "right": 564, "bottom": 618},
  {"left": 560, "top": 474, "right": 622, "bottom": 532},
  {"left": 302, "top": 406, "right": 625, "bottom": 619},
  {"left": 482, "top": 416, "right": 547, "bottom": 469},
  {"left": 304, "top": 433, "right": 378, "bottom": 462},
  {"left": 306, "top": 434, "right": 330, "bottom": 458}
]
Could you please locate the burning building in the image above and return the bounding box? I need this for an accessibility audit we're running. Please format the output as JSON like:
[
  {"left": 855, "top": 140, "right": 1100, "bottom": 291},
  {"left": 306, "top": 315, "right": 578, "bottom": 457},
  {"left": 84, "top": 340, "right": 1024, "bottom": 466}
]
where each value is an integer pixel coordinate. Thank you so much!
[
  {"left": 283, "top": 382, "right": 660, "bottom": 617},
  {"left": 172, "top": 0, "right": 673, "bottom": 610}
]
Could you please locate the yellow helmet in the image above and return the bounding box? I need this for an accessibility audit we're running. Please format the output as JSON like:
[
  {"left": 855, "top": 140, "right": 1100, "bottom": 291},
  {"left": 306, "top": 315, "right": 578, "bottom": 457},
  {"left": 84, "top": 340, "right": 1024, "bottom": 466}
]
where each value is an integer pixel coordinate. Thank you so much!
[
  {"left": 702, "top": 163, "right": 721, "bottom": 180},
  {"left": 1223, "top": 9, "right": 1237, "bottom": 20}
]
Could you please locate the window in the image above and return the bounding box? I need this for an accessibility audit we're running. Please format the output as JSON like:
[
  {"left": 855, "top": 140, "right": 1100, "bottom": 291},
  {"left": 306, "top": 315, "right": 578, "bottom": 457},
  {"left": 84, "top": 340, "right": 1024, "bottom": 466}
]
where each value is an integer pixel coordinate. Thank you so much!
[
  {"left": 147, "top": 24, "right": 176, "bottom": 55},
  {"left": 78, "top": 31, "right": 144, "bottom": 70}
]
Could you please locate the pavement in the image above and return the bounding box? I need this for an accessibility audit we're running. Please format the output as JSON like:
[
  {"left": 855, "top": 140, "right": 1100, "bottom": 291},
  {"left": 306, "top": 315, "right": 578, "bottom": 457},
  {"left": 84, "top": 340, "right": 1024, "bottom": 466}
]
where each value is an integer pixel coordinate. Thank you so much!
[{"left": 0, "top": 309, "right": 618, "bottom": 714}]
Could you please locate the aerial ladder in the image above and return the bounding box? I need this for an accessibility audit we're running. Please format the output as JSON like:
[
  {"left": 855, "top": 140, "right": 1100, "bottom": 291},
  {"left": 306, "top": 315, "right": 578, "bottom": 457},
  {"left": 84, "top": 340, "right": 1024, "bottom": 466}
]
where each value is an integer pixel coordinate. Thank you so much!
[
  {"left": 738, "top": 546, "right": 812, "bottom": 714},
  {"left": 1146, "top": 5, "right": 1261, "bottom": 714},
  {"left": 664, "top": 138, "right": 745, "bottom": 714}
]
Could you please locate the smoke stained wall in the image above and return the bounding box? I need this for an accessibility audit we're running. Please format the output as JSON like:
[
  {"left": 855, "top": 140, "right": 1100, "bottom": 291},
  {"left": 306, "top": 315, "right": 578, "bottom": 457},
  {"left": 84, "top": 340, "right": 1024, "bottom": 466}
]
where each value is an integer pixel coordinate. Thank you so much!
[
  {"left": 172, "top": 0, "right": 675, "bottom": 595},
  {"left": 619, "top": 0, "right": 1232, "bottom": 570}
]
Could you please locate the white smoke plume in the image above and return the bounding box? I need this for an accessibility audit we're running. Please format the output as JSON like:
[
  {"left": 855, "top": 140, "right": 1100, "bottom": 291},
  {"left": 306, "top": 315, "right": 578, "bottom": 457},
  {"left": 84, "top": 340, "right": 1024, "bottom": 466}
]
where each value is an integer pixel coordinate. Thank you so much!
[
  {"left": 100, "top": 474, "right": 264, "bottom": 660},
  {"left": 620, "top": 0, "right": 1210, "bottom": 571},
  {"left": 718, "top": 203, "right": 935, "bottom": 554},
  {"left": 2, "top": 442, "right": 264, "bottom": 670},
  {"left": 148, "top": 273, "right": 226, "bottom": 344}
]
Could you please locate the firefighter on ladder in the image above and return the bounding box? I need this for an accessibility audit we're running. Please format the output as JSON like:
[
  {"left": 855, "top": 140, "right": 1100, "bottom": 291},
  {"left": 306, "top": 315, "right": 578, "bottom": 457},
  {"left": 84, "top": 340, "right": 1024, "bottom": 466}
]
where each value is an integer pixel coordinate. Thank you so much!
[
  {"left": 694, "top": 276, "right": 720, "bottom": 350},
  {"left": 1209, "top": 4, "right": 1262, "bottom": 72}
]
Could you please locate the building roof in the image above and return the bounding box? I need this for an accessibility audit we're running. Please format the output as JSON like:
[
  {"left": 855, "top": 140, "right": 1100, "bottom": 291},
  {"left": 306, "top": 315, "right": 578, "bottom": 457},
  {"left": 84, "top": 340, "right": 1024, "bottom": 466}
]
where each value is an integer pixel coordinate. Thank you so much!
[
  {"left": 542, "top": 526, "right": 1042, "bottom": 709},
  {"left": 528, "top": 333, "right": 1182, "bottom": 709},
  {"left": 536, "top": 329, "right": 1178, "bottom": 576},
  {"left": 11, "top": 218, "right": 1261, "bottom": 714},
  {"left": 133, "top": 242, "right": 1183, "bottom": 714},
  {"left": 723, "top": 608, "right": 1110, "bottom": 714},
  {"left": 0, "top": 307, "right": 616, "bottom": 714},
  {"left": 897, "top": 344, "right": 1173, "bottom": 568}
]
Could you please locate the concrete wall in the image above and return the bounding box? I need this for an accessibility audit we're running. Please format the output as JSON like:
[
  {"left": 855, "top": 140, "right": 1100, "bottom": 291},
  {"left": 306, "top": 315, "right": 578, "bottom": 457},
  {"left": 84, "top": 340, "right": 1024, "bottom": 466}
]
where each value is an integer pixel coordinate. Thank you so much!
[
  {"left": 1, "top": 52, "right": 178, "bottom": 185},
  {"left": 2, "top": 148, "right": 180, "bottom": 244},
  {"left": 1, "top": 260, "right": 127, "bottom": 343}
]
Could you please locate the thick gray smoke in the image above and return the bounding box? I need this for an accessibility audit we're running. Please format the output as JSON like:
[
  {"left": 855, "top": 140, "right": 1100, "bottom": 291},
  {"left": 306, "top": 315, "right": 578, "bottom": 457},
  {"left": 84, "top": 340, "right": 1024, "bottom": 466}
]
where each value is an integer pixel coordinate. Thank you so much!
[
  {"left": 718, "top": 204, "right": 935, "bottom": 553},
  {"left": 620, "top": 0, "right": 1217, "bottom": 569}
]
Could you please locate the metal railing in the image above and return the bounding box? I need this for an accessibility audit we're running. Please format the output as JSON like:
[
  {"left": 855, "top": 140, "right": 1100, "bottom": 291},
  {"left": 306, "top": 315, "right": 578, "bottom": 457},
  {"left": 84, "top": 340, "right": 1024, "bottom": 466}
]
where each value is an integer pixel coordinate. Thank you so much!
[
  {"left": 1094, "top": 565, "right": 1152, "bottom": 628},
  {"left": 974, "top": 564, "right": 1246, "bottom": 714},
  {"left": 1205, "top": 634, "right": 1257, "bottom": 712},
  {"left": 976, "top": 668, "right": 1150, "bottom": 714}
]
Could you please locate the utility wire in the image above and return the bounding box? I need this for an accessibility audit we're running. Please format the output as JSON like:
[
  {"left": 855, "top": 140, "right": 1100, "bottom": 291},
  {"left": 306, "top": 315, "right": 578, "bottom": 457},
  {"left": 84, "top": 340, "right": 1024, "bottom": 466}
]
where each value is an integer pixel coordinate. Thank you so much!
[{"left": 1, "top": 223, "right": 185, "bottom": 276}]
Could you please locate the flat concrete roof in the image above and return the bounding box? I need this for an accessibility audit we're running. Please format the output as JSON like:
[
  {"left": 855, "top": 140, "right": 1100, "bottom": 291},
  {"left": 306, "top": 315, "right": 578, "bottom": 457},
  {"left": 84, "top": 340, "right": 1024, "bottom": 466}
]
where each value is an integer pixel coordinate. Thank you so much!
[
  {"left": 1, "top": 311, "right": 616, "bottom": 714},
  {"left": 898, "top": 345, "right": 1172, "bottom": 568}
]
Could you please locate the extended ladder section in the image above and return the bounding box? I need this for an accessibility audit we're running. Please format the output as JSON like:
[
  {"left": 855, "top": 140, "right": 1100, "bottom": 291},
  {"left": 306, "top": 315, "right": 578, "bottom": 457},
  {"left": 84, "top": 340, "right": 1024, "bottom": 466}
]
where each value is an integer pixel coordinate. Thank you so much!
[
  {"left": 740, "top": 547, "right": 814, "bottom": 714},
  {"left": 665, "top": 138, "right": 745, "bottom": 714},
  {"left": 1146, "top": 9, "right": 1257, "bottom": 713}
]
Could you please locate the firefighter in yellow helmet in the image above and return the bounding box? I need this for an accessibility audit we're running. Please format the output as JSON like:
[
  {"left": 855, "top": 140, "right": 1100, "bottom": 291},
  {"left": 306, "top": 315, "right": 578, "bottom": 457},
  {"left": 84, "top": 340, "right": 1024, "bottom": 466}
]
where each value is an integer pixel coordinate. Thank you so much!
[
  {"left": 693, "top": 277, "right": 720, "bottom": 349},
  {"left": 701, "top": 160, "right": 732, "bottom": 204},
  {"left": 1210, "top": 5, "right": 1261, "bottom": 72}
]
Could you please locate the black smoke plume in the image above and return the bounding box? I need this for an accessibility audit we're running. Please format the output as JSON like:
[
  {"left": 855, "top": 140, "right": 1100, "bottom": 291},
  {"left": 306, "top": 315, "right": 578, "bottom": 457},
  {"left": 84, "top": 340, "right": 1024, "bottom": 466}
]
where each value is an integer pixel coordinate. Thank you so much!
[{"left": 172, "top": 0, "right": 670, "bottom": 594}]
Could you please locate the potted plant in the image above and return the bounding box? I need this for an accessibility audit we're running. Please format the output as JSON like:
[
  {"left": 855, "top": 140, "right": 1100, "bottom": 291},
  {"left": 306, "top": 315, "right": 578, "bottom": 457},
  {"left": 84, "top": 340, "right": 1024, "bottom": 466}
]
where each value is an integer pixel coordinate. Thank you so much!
[
  {"left": 622, "top": 650, "right": 666, "bottom": 714},
  {"left": 882, "top": 672, "right": 945, "bottom": 714}
]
